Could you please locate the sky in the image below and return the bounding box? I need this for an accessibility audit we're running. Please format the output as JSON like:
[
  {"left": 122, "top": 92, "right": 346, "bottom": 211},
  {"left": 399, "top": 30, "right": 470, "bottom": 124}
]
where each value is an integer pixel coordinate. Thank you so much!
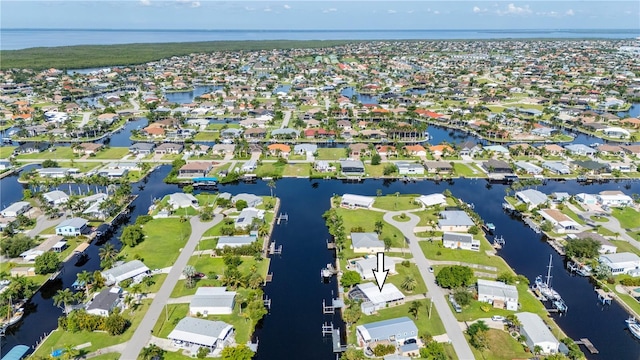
[{"left": 1, "top": 0, "right": 639, "bottom": 30}]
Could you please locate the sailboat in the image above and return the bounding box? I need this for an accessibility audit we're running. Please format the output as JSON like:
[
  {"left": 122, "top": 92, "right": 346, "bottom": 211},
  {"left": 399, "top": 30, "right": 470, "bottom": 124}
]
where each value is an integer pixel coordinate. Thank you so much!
[
  {"left": 626, "top": 317, "right": 640, "bottom": 340},
  {"left": 0, "top": 297, "right": 25, "bottom": 334},
  {"left": 533, "top": 255, "right": 562, "bottom": 301}
]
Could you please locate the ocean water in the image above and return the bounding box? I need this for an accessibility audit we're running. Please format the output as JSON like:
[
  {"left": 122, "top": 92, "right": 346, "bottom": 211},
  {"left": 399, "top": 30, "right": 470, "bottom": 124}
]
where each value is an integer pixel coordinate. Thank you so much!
[{"left": 1, "top": 28, "right": 639, "bottom": 50}]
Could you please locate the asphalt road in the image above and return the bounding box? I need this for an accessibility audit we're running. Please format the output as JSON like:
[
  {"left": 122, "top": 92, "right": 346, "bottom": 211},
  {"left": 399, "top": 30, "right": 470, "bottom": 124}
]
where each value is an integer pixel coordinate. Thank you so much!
[
  {"left": 384, "top": 211, "right": 475, "bottom": 360},
  {"left": 119, "top": 214, "right": 223, "bottom": 359}
]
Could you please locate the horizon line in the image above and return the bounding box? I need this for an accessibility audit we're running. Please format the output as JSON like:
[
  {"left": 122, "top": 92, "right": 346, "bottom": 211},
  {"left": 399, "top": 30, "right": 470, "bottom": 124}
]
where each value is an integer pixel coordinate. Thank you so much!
[{"left": 3, "top": 27, "right": 639, "bottom": 32}]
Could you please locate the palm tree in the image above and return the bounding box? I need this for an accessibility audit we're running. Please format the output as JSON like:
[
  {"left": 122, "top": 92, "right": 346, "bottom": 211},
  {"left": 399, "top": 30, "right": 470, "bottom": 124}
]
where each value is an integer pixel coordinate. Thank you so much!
[
  {"left": 99, "top": 243, "right": 119, "bottom": 269},
  {"left": 53, "top": 288, "right": 75, "bottom": 316},
  {"left": 76, "top": 271, "right": 93, "bottom": 299},
  {"left": 374, "top": 220, "right": 384, "bottom": 234},
  {"left": 130, "top": 283, "right": 143, "bottom": 304},
  {"left": 183, "top": 265, "right": 196, "bottom": 288},
  {"left": 140, "top": 344, "right": 165, "bottom": 360},
  {"left": 61, "top": 344, "right": 79, "bottom": 360},
  {"left": 401, "top": 276, "right": 417, "bottom": 292},
  {"left": 267, "top": 179, "right": 276, "bottom": 198},
  {"left": 408, "top": 300, "right": 420, "bottom": 320}
]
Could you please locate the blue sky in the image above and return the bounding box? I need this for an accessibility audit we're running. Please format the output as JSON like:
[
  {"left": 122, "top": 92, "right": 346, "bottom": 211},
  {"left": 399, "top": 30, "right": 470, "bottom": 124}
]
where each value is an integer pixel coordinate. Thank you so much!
[{"left": 2, "top": 1, "right": 639, "bottom": 30}]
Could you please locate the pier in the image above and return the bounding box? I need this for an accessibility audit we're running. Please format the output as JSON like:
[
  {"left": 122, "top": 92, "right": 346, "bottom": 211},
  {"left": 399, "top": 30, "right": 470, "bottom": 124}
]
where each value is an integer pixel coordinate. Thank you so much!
[
  {"left": 575, "top": 338, "right": 599, "bottom": 354},
  {"left": 596, "top": 288, "right": 613, "bottom": 305},
  {"left": 321, "top": 263, "right": 338, "bottom": 279},
  {"left": 321, "top": 323, "right": 347, "bottom": 353},
  {"left": 276, "top": 213, "right": 289, "bottom": 225},
  {"left": 269, "top": 241, "right": 282, "bottom": 255},
  {"left": 547, "top": 240, "right": 566, "bottom": 256},
  {"left": 523, "top": 217, "right": 541, "bottom": 234}
]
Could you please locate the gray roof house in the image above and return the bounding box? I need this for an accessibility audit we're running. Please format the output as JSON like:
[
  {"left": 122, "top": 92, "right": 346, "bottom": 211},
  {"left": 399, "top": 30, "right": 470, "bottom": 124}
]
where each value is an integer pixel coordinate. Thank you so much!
[
  {"left": 190, "top": 287, "right": 236, "bottom": 315},
  {"left": 155, "top": 142, "right": 184, "bottom": 155},
  {"left": 340, "top": 159, "right": 366, "bottom": 175},
  {"left": 86, "top": 287, "right": 122, "bottom": 317},
  {"left": 396, "top": 162, "right": 425, "bottom": 175},
  {"left": 564, "top": 144, "right": 596, "bottom": 156},
  {"left": 168, "top": 192, "right": 199, "bottom": 209},
  {"left": 482, "top": 159, "right": 512, "bottom": 173},
  {"left": 354, "top": 255, "right": 395, "bottom": 280},
  {"left": 1, "top": 201, "right": 31, "bottom": 218},
  {"left": 43, "top": 190, "right": 69, "bottom": 205},
  {"left": 542, "top": 161, "right": 571, "bottom": 175},
  {"left": 442, "top": 232, "right": 480, "bottom": 251},
  {"left": 168, "top": 317, "right": 235, "bottom": 352},
  {"left": 293, "top": 143, "right": 318, "bottom": 155},
  {"left": 216, "top": 235, "right": 257, "bottom": 249},
  {"left": 232, "top": 193, "right": 263, "bottom": 207},
  {"left": 477, "top": 279, "right": 519, "bottom": 311},
  {"left": 271, "top": 128, "right": 299, "bottom": 138},
  {"left": 220, "top": 128, "right": 243, "bottom": 138},
  {"left": 235, "top": 208, "right": 265, "bottom": 229},
  {"left": 55, "top": 217, "right": 88, "bottom": 237},
  {"left": 341, "top": 194, "right": 375, "bottom": 209},
  {"left": 129, "top": 142, "right": 156, "bottom": 154},
  {"left": 351, "top": 232, "right": 385, "bottom": 253},
  {"left": 515, "top": 189, "right": 548, "bottom": 209},
  {"left": 516, "top": 312, "right": 560, "bottom": 354},
  {"left": 101, "top": 260, "right": 150, "bottom": 286},
  {"left": 356, "top": 317, "right": 418, "bottom": 347},
  {"left": 438, "top": 211, "right": 475, "bottom": 231},
  {"left": 514, "top": 161, "right": 543, "bottom": 175}
]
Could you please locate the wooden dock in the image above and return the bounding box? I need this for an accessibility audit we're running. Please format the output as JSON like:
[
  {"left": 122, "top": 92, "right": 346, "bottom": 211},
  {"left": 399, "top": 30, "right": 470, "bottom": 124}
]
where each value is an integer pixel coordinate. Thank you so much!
[
  {"left": 276, "top": 213, "right": 288, "bottom": 225},
  {"left": 575, "top": 338, "right": 599, "bottom": 354}
]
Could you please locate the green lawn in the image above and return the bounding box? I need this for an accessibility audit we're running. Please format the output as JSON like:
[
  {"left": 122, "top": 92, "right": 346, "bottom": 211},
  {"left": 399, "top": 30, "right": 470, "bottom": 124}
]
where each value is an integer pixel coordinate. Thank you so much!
[
  {"left": 469, "top": 329, "right": 529, "bottom": 360},
  {"left": 255, "top": 162, "right": 285, "bottom": 178},
  {"left": 373, "top": 194, "right": 421, "bottom": 211},
  {"left": 316, "top": 148, "right": 346, "bottom": 160},
  {"left": 91, "top": 147, "right": 129, "bottom": 160},
  {"left": 413, "top": 209, "right": 440, "bottom": 227},
  {"left": 17, "top": 146, "right": 76, "bottom": 160},
  {"left": 193, "top": 132, "right": 219, "bottom": 141},
  {"left": 419, "top": 240, "right": 511, "bottom": 273},
  {"left": 120, "top": 218, "right": 192, "bottom": 269},
  {"left": 336, "top": 208, "right": 405, "bottom": 247},
  {"left": 612, "top": 207, "right": 640, "bottom": 229},
  {"left": 560, "top": 207, "right": 585, "bottom": 225},
  {"left": 58, "top": 161, "right": 100, "bottom": 173},
  {"left": 283, "top": 163, "right": 311, "bottom": 177},
  {"left": 365, "top": 164, "right": 385, "bottom": 177},
  {"left": 0, "top": 146, "right": 16, "bottom": 158},
  {"left": 610, "top": 240, "right": 640, "bottom": 257},
  {"left": 31, "top": 300, "right": 153, "bottom": 358},
  {"left": 453, "top": 163, "right": 477, "bottom": 177},
  {"left": 387, "top": 263, "right": 428, "bottom": 295}
]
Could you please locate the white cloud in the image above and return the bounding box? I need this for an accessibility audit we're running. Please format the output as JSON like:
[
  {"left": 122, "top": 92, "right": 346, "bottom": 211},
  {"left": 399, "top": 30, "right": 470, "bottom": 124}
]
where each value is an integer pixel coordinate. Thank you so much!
[
  {"left": 190, "top": 1, "right": 200, "bottom": 8},
  {"left": 322, "top": 7, "right": 337, "bottom": 13},
  {"left": 497, "top": 3, "right": 532, "bottom": 16},
  {"left": 473, "top": 6, "right": 487, "bottom": 13},
  {"left": 139, "top": 0, "right": 151, "bottom": 5},
  {"left": 566, "top": 9, "right": 574, "bottom": 16},
  {"left": 388, "top": 9, "right": 396, "bottom": 14},
  {"left": 433, "top": 10, "right": 440, "bottom": 15},
  {"left": 263, "top": 7, "right": 272, "bottom": 12},
  {"left": 283, "top": 4, "right": 291, "bottom": 10}
]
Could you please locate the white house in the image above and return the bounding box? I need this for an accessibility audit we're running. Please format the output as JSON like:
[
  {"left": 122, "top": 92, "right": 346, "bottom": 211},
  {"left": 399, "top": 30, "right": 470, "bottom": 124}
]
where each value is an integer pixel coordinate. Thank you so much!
[
  {"left": 438, "top": 211, "right": 475, "bottom": 232},
  {"left": 353, "top": 255, "right": 395, "bottom": 280},
  {"left": 396, "top": 162, "right": 425, "bottom": 175},
  {"left": 539, "top": 209, "right": 580, "bottom": 233},
  {"left": 43, "top": 190, "right": 69, "bottom": 206},
  {"left": 232, "top": 193, "right": 263, "bottom": 208},
  {"left": 416, "top": 194, "right": 447, "bottom": 208},
  {"left": 351, "top": 232, "right": 385, "bottom": 253},
  {"left": 55, "top": 217, "right": 88, "bottom": 237},
  {"left": 596, "top": 191, "right": 633, "bottom": 207},
  {"left": 168, "top": 192, "right": 199, "bottom": 209},
  {"left": 341, "top": 194, "right": 375, "bottom": 209},
  {"left": 101, "top": 260, "right": 150, "bottom": 286},
  {"left": 216, "top": 235, "right": 257, "bottom": 249},
  {"left": 168, "top": 317, "right": 235, "bottom": 353},
  {"left": 190, "top": 287, "right": 236, "bottom": 316},
  {"left": 516, "top": 312, "right": 560, "bottom": 354},
  {"left": 477, "top": 279, "right": 519, "bottom": 311},
  {"left": 575, "top": 193, "right": 598, "bottom": 205},
  {"left": 234, "top": 208, "right": 265, "bottom": 229},
  {"left": 349, "top": 282, "right": 405, "bottom": 315},
  {"left": 599, "top": 252, "right": 640, "bottom": 276},
  {"left": 1, "top": 202, "right": 31, "bottom": 217},
  {"left": 515, "top": 189, "right": 548, "bottom": 210},
  {"left": 356, "top": 317, "right": 418, "bottom": 348},
  {"left": 442, "top": 232, "right": 480, "bottom": 251},
  {"left": 86, "top": 287, "right": 122, "bottom": 317}
]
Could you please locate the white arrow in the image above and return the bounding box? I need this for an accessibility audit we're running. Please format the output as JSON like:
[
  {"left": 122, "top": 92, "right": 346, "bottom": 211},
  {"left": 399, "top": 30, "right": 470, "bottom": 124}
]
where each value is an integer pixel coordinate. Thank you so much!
[{"left": 372, "top": 252, "right": 388, "bottom": 291}]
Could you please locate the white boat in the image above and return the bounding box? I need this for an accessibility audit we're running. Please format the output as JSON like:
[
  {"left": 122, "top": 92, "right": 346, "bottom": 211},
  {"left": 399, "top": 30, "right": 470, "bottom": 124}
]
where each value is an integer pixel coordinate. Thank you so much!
[
  {"left": 0, "top": 298, "right": 25, "bottom": 334},
  {"left": 533, "top": 255, "right": 563, "bottom": 301},
  {"left": 625, "top": 317, "right": 640, "bottom": 340}
]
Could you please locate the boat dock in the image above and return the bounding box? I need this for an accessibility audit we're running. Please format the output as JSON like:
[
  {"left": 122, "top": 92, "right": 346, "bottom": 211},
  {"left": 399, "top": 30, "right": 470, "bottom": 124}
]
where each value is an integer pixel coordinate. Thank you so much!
[
  {"left": 547, "top": 240, "right": 566, "bottom": 256},
  {"left": 276, "top": 213, "right": 288, "bottom": 225},
  {"left": 596, "top": 288, "right": 613, "bottom": 305},
  {"left": 268, "top": 241, "right": 282, "bottom": 255},
  {"left": 321, "top": 323, "right": 347, "bottom": 353},
  {"left": 321, "top": 263, "right": 338, "bottom": 279},
  {"left": 523, "top": 217, "right": 541, "bottom": 233},
  {"left": 575, "top": 338, "right": 599, "bottom": 354}
]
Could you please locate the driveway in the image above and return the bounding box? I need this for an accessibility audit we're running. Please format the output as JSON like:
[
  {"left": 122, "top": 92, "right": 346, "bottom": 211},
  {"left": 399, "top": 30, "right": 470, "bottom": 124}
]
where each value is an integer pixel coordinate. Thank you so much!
[
  {"left": 280, "top": 110, "right": 292, "bottom": 129},
  {"left": 384, "top": 211, "right": 475, "bottom": 360},
  {"left": 120, "top": 215, "right": 223, "bottom": 359},
  {"left": 27, "top": 213, "right": 67, "bottom": 238}
]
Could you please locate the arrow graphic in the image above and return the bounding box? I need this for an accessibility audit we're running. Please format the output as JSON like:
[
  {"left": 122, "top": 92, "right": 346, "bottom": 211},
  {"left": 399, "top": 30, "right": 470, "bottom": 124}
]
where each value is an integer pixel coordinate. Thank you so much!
[{"left": 372, "top": 252, "right": 388, "bottom": 291}]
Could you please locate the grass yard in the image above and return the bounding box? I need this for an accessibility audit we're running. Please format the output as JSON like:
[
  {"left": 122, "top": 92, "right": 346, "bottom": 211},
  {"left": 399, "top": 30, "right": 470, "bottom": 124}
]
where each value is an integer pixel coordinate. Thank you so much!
[
  {"left": 255, "top": 162, "right": 285, "bottom": 178},
  {"left": 336, "top": 208, "right": 405, "bottom": 247},
  {"left": 560, "top": 207, "right": 585, "bottom": 225},
  {"left": 365, "top": 164, "right": 385, "bottom": 177},
  {"left": 612, "top": 207, "right": 640, "bottom": 229},
  {"left": 453, "top": 163, "right": 477, "bottom": 177},
  {"left": 373, "top": 194, "right": 421, "bottom": 211},
  {"left": 387, "top": 262, "right": 428, "bottom": 295},
  {"left": 419, "top": 240, "right": 511, "bottom": 273},
  {"left": 91, "top": 147, "right": 129, "bottom": 160},
  {"left": 316, "top": 148, "right": 346, "bottom": 160},
  {"left": 413, "top": 209, "right": 440, "bottom": 227},
  {"left": 31, "top": 300, "right": 153, "bottom": 358},
  {"left": 0, "top": 146, "right": 16, "bottom": 158},
  {"left": 58, "top": 161, "right": 100, "bottom": 173},
  {"left": 283, "top": 163, "right": 311, "bottom": 177},
  {"left": 17, "top": 146, "right": 76, "bottom": 160},
  {"left": 193, "top": 131, "right": 219, "bottom": 141},
  {"left": 469, "top": 329, "right": 529, "bottom": 360},
  {"left": 120, "top": 218, "right": 192, "bottom": 269}
]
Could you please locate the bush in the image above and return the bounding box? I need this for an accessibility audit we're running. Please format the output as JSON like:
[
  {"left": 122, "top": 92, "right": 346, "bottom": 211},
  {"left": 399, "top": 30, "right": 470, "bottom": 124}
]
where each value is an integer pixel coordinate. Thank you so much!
[
  {"left": 371, "top": 154, "right": 381, "bottom": 165},
  {"left": 401, "top": 260, "right": 411, "bottom": 268},
  {"left": 0, "top": 234, "right": 34, "bottom": 257},
  {"left": 121, "top": 225, "right": 145, "bottom": 247},
  {"left": 34, "top": 252, "right": 61, "bottom": 274},
  {"left": 103, "top": 313, "right": 129, "bottom": 335},
  {"left": 372, "top": 344, "right": 395, "bottom": 356},
  {"left": 620, "top": 278, "right": 640, "bottom": 286},
  {"left": 236, "top": 199, "right": 248, "bottom": 211},
  {"left": 42, "top": 159, "right": 59, "bottom": 168},
  {"left": 135, "top": 215, "right": 153, "bottom": 225},
  {"left": 436, "top": 265, "right": 474, "bottom": 289}
]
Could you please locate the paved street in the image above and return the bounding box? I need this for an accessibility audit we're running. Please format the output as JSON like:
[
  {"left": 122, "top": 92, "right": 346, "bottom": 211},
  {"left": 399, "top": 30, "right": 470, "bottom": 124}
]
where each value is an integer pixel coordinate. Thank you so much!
[
  {"left": 384, "top": 211, "right": 475, "bottom": 360},
  {"left": 279, "top": 110, "right": 292, "bottom": 129},
  {"left": 120, "top": 215, "right": 223, "bottom": 359}
]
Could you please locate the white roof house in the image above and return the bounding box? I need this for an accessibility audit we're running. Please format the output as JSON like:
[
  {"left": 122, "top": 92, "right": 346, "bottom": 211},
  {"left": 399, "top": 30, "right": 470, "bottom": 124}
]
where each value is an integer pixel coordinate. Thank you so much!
[
  {"left": 43, "top": 190, "right": 69, "bottom": 205},
  {"left": 341, "top": 194, "right": 375, "bottom": 209},
  {"left": 354, "top": 255, "right": 395, "bottom": 280},
  {"left": 168, "top": 192, "right": 199, "bottom": 209},
  {"left": 438, "top": 211, "right": 475, "bottom": 232},
  {"left": 232, "top": 193, "right": 263, "bottom": 207},
  {"left": 168, "top": 317, "right": 235, "bottom": 352},
  {"left": 477, "top": 279, "right": 519, "bottom": 311},
  {"left": 515, "top": 189, "right": 548, "bottom": 209},
  {"left": 216, "top": 235, "right": 257, "bottom": 249},
  {"left": 234, "top": 208, "right": 265, "bottom": 229},
  {"left": 442, "top": 232, "right": 480, "bottom": 251},
  {"left": 350, "top": 282, "right": 405, "bottom": 315},
  {"left": 416, "top": 194, "right": 447, "bottom": 207},
  {"left": 351, "top": 232, "right": 385, "bottom": 254},
  {"left": 101, "top": 260, "right": 150, "bottom": 286},
  {"left": 356, "top": 317, "right": 418, "bottom": 347},
  {"left": 1, "top": 201, "right": 31, "bottom": 218},
  {"left": 596, "top": 192, "right": 633, "bottom": 207},
  {"left": 190, "top": 287, "right": 236, "bottom": 315},
  {"left": 516, "top": 312, "right": 560, "bottom": 354},
  {"left": 599, "top": 252, "right": 640, "bottom": 276},
  {"left": 514, "top": 161, "right": 543, "bottom": 175}
]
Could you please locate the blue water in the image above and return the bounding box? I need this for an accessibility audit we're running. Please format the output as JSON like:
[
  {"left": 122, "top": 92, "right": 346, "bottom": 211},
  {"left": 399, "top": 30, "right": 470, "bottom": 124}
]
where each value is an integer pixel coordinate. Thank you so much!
[
  {"left": 164, "top": 85, "right": 223, "bottom": 104},
  {"left": 2, "top": 28, "right": 639, "bottom": 50}
]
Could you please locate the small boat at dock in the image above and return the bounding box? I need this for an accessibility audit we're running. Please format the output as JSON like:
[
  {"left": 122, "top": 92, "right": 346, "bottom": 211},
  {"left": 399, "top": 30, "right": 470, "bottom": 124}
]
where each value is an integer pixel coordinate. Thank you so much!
[{"left": 625, "top": 317, "right": 640, "bottom": 340}]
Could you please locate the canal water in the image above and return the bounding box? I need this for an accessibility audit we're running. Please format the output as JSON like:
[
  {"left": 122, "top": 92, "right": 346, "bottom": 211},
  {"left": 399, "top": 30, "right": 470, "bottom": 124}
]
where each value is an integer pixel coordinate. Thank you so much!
[{"left": 2, "top": 168, "right": 640, "bottom": 358}]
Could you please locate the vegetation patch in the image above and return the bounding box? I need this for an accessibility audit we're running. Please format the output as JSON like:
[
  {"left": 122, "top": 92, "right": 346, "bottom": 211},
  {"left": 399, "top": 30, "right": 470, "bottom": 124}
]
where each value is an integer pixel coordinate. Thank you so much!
[
  {"left": 373, "top": 194, "right": 421, "bottom": 211},
  {"left": 612, "top": 207, "right": 640, "bottom": 229}
]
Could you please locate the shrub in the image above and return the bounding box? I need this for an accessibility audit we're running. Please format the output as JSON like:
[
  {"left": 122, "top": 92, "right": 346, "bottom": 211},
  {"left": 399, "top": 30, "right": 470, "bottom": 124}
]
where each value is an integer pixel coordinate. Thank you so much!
[
  {"left": 135, "top": 215, "right": 153, "bottom": 225},
  {"left": 401, "top": 260, "right": 411, "bottom": 268}
]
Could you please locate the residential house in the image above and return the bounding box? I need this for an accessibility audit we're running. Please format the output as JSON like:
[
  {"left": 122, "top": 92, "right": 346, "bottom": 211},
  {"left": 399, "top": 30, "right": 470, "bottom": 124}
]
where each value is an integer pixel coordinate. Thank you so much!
[
  {"left": 235, "top": 208, "right": 265, "bottom": 229},
  {"left": 349, "top": 282, "right": 405, "bottom": 315},
  {"left": 351, "top": 232, "right": 385, "bottom": 253},
  {"left": 178, "top": 162, "right": 214, "bottom": 178},
  {"left": 515, "top": 189, "right": 548, "bottom": 210},
  {"left": 349, "top": 143, "right": 369, "bottom": 158},
  {"left": 168, "top": 317, "right": 235, "bottom": 353},
  {"left": 403, "top": 144, "right": 427, "bottom": 157},
  {"left": 438, "top": 211, "right": 475, "bottom": 232},
  {"left": 86, "top": 287, "right": 122, "bottom": 317},
  {"left": 101, "top": 260, "right": 150, "bottom": 286},
  {"left": 216, "top": 235, "right": 257, "bottom": 249},
  {"left": 572, "top": 160, "right": 610, "bottom": 174},
  {"left": 168, "top": 192, "right": 199, "bottom": 209},
  {"left": 423, "top": 161, "right": 453, "bottom": 174},
  {"left": 396, "top": 162, "right": 425, "bottom": 175},
  {"left": 267, "top": 143, "right": 291, "bottom": 157},
  {"left": 55, "top": 217, "right": 88, "bottom": 237},
  {"left": 293, "top": 144, "right": 318, "bottom": 156},
  {"left": 442, "top": 232, "right": 480, "bottom": 251},
  {"left": 542, "top": 161, "right": 571, "bottom": 175},
  {"left": 353, "top": 255, "right": 396, "bottom": 280},
  {"left": 340, "top": 159, "right": 365, "bottom": 176},
  {"left": 190, "top": 287, "right": 236, "bottom": 316},
  {"left": 539, "top": 209, "right": 580, "bottom": 233},
  {"left": 459, "top": 141, "right": 481, "bottom": 157},
  {"left": 220, "top": 128, "right": 243, "bottom": 139},
  {"left": 36, "top": 168, "right": 80, "bottom": 178},
  {"left": 482, "top": 159, "right": 512, "bottom": 173},
  {"left": 514, "top": 161, "right": 543, "bottom": 175},
  {"left": 74, "top": 143, "right": 103, "bottom": 155},
  {"left": 516, "top": 312, "right": 560, "bottom": 354},
  {"left": 599, "top": 252, "right": 640, "bottom": 276},
  {"left": 565, "top": 144, "right": 596, "bottom": 156},
  {"left": 477, "top": 279, "right": 518, "bottom": 311},
  {"left": 243, "top": 127, "right": 267, "bottom": 139},
  {"left": 129, "top": 142, "right": 155, "bottom": 155},
  {"left": 241, "top": 159, "right": 258, "bottom": 172},
  {"left": 232, "top": 193, "right": 263, "bottom": 208},
  {"left": 1, "top": 201, "right": 31, "bottom": 218},
  {"left": 314, "top": 160, "right": 335, "bottom": 173},
  {"left": 416, "top": 194, "right": 447, "bottom": 207},
  {"left": 14, "top": 142, "right": 49, "bottom": 154},
  {"left": 341, "top": 194, "right": 374, "bottom": 209},
  {"left": 596, "top": 191, "right": 633, "bottom": 207},
  {"left": 154, "top": 143, "right": 184, "bottom": 155},
  {"left": 429, "top": 144, "right": 454, "bottom": 157},
  {"left": 43, "top": 190, "right": 69, "bottom": 206},
  {"left": 356, "top": 317, "right": 418, "bottom": 348},
  {"left": 570, "top": 232, "right": 617, "bottom": 254},
  {"left": 271, "top": 128, "right": 299, "bottom": 139},
  {"left": 211, "top": 144, "right": 235, "bottom": 157}
]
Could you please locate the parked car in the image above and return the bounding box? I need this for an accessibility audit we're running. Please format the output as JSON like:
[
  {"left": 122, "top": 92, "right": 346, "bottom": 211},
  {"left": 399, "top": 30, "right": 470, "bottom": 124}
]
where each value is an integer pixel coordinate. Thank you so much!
[
  {"left": 194, "top": 272, "right": 205, "bottom": 278},
  {"left": 491, "top": 315, "right": 505, "bottom": 322},
  {"left": 428, "top": 266, "right": 434, "bottom": 273}
]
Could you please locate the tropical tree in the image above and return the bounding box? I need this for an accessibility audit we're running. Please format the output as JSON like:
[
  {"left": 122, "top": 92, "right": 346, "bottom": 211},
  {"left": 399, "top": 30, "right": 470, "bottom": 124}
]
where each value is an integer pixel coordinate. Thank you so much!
[
  {"left": 140, "top": 343, "right": 165, "bottom": 360},
  {"left": 267, "top": 179, "right": 276, "bottom": 198},
  {"left": 99, "top": 243, "right": 119, "bottom": 269},
  {"left": 374, "top": 220, "right": 384, "bottom": 234},
  {"left": 408, "top": 300, "right": 420, "bottom": 320},
  {"left": 76, "top": 271, "right": 93, "bottom": 299},
  {"left": 401, "top": 275, "right": 418, "bottom": 292},
  {"left": 183, "top": 265, "right": 196, "bottom": 288},
  {"left": 53, "top": 288, "right": 76, "bottom": 316},
  {"left": 61, "top": 344, "right": 79, "bottom": 360}
]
